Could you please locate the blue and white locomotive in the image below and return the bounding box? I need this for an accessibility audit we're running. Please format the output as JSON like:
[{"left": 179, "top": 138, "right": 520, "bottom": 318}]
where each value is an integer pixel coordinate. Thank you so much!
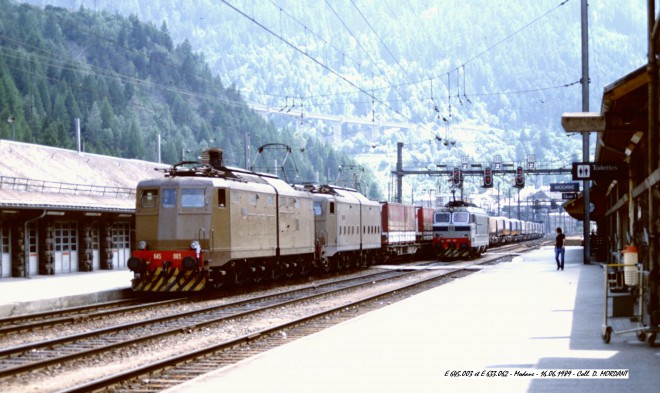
[{"left": 432, "top": 201, "right": 490, "bottom": 259}]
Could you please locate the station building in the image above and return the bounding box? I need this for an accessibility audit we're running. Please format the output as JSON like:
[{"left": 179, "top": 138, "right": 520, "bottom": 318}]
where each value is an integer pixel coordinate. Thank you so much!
[
  {"left": 0, "top": 140, "right": 166, "bottom": 278},
  {"left": 562, "top": 63, "right": 660, "bottom": 330}
]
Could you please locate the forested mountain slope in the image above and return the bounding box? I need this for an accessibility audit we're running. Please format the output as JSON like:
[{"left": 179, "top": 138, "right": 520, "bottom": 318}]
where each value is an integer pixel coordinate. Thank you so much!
[
  {"left": 1, "top": 1, "right": 380, "bottom": 196},
  {"left": 7, "top": 0, "right": 648, "bottom": 199}
]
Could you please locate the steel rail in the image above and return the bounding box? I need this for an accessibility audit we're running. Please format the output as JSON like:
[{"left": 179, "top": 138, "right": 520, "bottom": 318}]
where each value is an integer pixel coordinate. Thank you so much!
[
  {"left": 0, "top": 268, "right": 420, "bottom": 378},
  {"left": 56, "top": 258, "right": 498, "bottom": 393}
]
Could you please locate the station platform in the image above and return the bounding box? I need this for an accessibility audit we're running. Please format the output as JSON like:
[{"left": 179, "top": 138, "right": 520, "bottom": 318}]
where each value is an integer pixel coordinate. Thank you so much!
[
  {"left": 163, "top": 246, "right": 660, "bottom": 393},
  {"left": 0, "top": 269, "right": 132, "bottom": 317}
]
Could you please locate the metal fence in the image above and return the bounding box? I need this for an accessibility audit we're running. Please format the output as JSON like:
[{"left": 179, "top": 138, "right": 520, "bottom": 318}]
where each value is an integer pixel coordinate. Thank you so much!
[{"left": 0, "top": 176, "right": 135, "bottom": 198}]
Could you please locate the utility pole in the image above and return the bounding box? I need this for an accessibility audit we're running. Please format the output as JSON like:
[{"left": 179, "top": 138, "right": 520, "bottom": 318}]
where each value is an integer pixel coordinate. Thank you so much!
[
  {"left": 581, "top": 0, "right": 591, "bottom": 263},
  {"left": 396, "top": 142, "right": 403, "bottom": 203},
  {"left": 245, "top": 132, "right": 251, "bottom": 170},
  {"left": 7, "top": 116, "right": 16, "bottom": 140},
  {"left": 497, "top": 181, "right": 501, "bottom": 216},
  {"left": 647, "top": 0, "right": 658, "bottom": 288}
]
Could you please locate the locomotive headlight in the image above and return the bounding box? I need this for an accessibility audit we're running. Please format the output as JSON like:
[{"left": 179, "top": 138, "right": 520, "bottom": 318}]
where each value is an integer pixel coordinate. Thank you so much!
[
  {"left": 137, "top": 240, "right": 148, "bottom": 250},
  {"left": 190, "top": 240, "right": 201, "bottom": 251}
]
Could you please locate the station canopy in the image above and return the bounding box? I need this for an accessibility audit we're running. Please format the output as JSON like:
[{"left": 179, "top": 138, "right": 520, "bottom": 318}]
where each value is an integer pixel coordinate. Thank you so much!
[{"left": 562, "top": 65, "right": 648, "bottom": 222}]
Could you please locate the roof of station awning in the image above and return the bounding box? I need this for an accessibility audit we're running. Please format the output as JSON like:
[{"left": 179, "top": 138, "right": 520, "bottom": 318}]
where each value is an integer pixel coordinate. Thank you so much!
[
  {"left": 561, "top": 64, "right": 648, "bottom": 220},
  {"left": 0, "top": 139, "right": 168, "bottom": 213},
  {"left": 562, "top": 65, "right": 646, "bottom": 179},
  {"left": 596, "top": 65, "right": 647, "bottom": 168},
  {"left": 0, "top": 188, "right": 135, "bottom": 213}
]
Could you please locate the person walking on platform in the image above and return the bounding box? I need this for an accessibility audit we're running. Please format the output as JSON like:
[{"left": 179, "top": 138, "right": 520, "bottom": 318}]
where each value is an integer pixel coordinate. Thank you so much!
[{"left": 555, "top": 227, "right": 566, "bottom": 270}]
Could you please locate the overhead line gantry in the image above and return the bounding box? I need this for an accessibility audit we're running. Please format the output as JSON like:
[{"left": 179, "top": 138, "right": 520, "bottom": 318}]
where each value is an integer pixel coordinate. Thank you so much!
[{"left": 392, "top": 142, "right": 572, "bottom": 203}]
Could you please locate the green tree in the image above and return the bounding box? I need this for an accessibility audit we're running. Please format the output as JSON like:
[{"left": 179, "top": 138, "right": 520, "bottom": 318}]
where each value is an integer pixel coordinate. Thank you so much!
[
  {"left": 40, "top": 120, "right": 70, "bottom": 148},
  {"left": 125, "top": 118, "right": 145, "bottom": 159},
  {"left": 99, "top": 98, "right": 116, "bottom": 131},
  {"left": 64, "top": 88, "right": 81, "bottom": 120},
  {"left": 159, "top": 21, "right": 174, "bottom": 51},
  {"left": 0, "top": 62, "right": 24, "bottom": 117}
]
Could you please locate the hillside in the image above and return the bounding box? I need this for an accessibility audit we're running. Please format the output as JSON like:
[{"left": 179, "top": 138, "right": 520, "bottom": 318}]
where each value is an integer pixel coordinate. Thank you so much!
[
  {"left": 0, "top": 0, "right": 383, "bottom": 198},
  {"left": 8, "top": 0, "right": 649, "bottom": 202}
]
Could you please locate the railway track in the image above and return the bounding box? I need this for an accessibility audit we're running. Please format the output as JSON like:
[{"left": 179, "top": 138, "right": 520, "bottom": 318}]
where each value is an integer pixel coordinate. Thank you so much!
[
  {"left": 0, "top": 268, "right": 411, "bottom": 338},
  {"left": 0, "top": 298, "right": 188, "bottom": 335},
  {"left": 60, "top": 261, "right": 488, "bottom": 393},
  {"left": 0, "top": 264, "right": 441, "bottom": 378},
  {"left": 0, "top": 241, "right": 542, "bottom": 392},
  {"left": 0, "top": 240, "right": 535, "bottom": 337}
]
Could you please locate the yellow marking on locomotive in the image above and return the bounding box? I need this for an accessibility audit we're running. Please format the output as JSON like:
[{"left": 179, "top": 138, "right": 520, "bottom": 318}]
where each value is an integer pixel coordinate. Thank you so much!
[
  {"left": 132, "top": 267, "right": 208, "bottom": 292},
  {"left": 193, "top": 279, "right": 206, "bottom": 291},
  {"left": 142, "top": 278, "right": 154, "bottom": 292},
  {"left": 182, "top": 276, "right": 197, "bottom": 291},
  {"left": 152, "top": 277, "right": 164, "bottom": 291},
  {"left": 165, "top": 274, "right": 177, "bottom": 290},
  {"left": 148, "top": 267, "right": 165, "bottom": 291},
  {"left": 170, "top": 270, "right": 189, "bottom": 291}
]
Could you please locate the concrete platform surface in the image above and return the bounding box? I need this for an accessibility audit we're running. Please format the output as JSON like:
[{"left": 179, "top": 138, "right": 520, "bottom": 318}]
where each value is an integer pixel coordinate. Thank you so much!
[
  {"left": 164, "top": 246, "right": 660, "bottom": 393},
  {"left": 0, "top": 269, "right": 132, "bottom": 317}
]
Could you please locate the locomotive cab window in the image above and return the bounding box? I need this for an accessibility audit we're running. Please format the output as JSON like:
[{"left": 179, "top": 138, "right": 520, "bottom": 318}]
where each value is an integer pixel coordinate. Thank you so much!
[
  {"left": 140, "top": 189, "right": 159, "bottom": 208},
  {"left": 162, "top": 189, "right": 176, "bottom": 208},
  {"left": 452, "top": 212, "right": 469, "bottom": 224},
  {"left": 218, "top": 189, "right": 226, "bottom": 207},
  {"left": 434, "top": 212, "right": 450, "bottom": 224},
  {"left": 329, "top": 202, "right": 335, "bottom": 215},
  {"left": 313, "top": 201, "right": 323, "bottom": 216},
  {"left": 181, "top": 188, "right": 205, "bottom": 208}
]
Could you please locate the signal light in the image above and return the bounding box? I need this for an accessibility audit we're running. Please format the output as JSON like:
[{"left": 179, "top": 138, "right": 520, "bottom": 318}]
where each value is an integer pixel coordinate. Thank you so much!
[
  {"left": 452, "top": 167, "right": 462, "bottom": 186},
  {"left": 514, "top": 166, "right": 525, "bottom": 188},
  {"left": 483, "top": 167, "right": 493, "bottom": 188}
]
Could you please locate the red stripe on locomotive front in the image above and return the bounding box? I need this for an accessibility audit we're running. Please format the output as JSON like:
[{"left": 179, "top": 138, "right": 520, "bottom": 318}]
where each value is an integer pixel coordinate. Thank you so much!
[
  {"left": 132, "top": 250, "right": 198, "bottom": 270},
  {"left": 436, "top": 237, "right": 471, "bottom": 249}
]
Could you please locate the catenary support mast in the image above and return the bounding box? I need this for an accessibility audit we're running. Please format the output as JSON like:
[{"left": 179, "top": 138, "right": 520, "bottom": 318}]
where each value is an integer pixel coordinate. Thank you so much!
[{"left": 581, "top": 0, "right": 591, "bottom": 263}]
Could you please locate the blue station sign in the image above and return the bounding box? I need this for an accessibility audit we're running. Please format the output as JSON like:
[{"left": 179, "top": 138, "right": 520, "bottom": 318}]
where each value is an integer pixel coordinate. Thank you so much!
[{"left": 550, "top": 182, "right": 580, "bottom": 192}]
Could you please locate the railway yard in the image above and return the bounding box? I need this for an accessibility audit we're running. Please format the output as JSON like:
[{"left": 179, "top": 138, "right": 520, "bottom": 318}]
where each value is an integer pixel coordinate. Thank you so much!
[
  {"left": 1, "top": 241, "right": 537, "bottom": 392},
  {"left": 1, "top": 241, "right": 660, "bottom": 393},
  {"left": 1, "top": 2, "right": 659, "bottom": 391}
]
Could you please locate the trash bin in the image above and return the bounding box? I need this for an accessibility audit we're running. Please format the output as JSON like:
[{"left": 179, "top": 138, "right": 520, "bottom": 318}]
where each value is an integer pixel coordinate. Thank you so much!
[{"left": 622, "top": 245, "right": 638, "bottom": 286}]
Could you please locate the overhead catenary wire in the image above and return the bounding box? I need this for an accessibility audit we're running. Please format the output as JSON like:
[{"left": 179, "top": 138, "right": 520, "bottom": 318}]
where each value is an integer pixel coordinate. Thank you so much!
[
  {"left": 1, "top": 25, "right": 580, "bottom": 127},
  {"left": 245, "top": 0, "right": 574, "bottom": 117},
  {"left": 0, "top": 33, "right": 255, "bottom": 114},
  {"left": 348, "top": 0, "right": 425, "bottom": 100},
  {"left": 0, "top": 3, "right": 260, "bottom": 115},
  {"left": 265, "top": 0, "right": 380, "bottom": 85},
  {"left": 235, "top": 0, "right": 570, "bottom": 115},
  {"left": 220, "top": 0, "right": 413, "bottom": 124},
  {"left": 454, "top": 0, "right": 572, "bottom": 73},
  {"left": 261, "top": 0, "right": 409, "bottom": 114},
  {"left": 3, "top": 0, "right": 580, "bottom": 131},
  {"left": 247, "top": 78, "right": 582, "bottom": 110},
  {"left": 322, "top": 0, "right": 409, "bottom": 108}
]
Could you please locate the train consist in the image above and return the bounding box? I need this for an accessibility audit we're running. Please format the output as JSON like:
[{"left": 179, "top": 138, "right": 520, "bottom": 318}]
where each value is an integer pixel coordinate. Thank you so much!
[
  {"left": 127, "top": 149, "right": 544, "bottom": 292},
  {"left": 432, "top": 201, "right": 544, "bottom": 259}
]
